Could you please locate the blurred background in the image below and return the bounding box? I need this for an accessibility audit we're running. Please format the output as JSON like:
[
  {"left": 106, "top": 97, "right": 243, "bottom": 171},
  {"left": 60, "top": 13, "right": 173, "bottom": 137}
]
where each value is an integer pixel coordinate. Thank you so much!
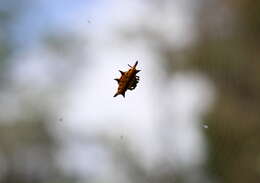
[{"left": 0, "top": 0, "right": 260, "bottom": 183}]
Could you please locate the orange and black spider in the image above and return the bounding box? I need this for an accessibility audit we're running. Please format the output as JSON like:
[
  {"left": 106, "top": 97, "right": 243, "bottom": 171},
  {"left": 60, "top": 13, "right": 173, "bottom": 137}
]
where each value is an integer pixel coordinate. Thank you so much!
[{"left": 113, "top": 61, "right": 141, "bottom": 97}]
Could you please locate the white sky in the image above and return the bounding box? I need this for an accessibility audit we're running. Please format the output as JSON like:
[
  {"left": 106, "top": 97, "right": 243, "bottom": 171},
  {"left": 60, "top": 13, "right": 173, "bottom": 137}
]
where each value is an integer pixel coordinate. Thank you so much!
[{"left": 55, "top": 0, "right": 215, "bottom": 181}]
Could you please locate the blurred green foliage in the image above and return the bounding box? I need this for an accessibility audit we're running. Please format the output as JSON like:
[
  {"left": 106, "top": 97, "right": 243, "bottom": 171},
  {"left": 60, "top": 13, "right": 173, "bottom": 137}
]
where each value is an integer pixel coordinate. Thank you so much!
[
  {"left": 0, "top": 1, "right": 78, "bottom": 183},
  {"left": 181, "top": 1, "right": 260, "bottom": 183},
  {"left": 137, "top": 0, "right": 260, "bottom": 182}
]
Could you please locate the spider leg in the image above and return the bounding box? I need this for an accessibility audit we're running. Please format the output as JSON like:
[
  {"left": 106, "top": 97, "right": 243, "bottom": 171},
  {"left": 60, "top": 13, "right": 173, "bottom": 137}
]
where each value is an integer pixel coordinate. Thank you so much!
[
  {"left": 129, "top": 85, "right": 137, "bottom": 90},
  {"left": 128, "top": 82, "right": 136, "bottom": 90}
]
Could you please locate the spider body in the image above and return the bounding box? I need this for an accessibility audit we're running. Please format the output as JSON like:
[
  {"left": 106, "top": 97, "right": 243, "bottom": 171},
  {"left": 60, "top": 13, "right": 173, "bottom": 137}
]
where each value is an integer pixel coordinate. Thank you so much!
[{"left": 114, "top": 61, "right": 141, "bottom": 97}]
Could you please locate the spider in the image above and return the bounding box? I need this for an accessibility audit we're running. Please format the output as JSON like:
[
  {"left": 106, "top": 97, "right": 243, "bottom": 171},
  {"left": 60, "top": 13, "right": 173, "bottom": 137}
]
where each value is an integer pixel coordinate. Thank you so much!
[{"left": 113, "top": 61, "right": 141, "bottom": 97}]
